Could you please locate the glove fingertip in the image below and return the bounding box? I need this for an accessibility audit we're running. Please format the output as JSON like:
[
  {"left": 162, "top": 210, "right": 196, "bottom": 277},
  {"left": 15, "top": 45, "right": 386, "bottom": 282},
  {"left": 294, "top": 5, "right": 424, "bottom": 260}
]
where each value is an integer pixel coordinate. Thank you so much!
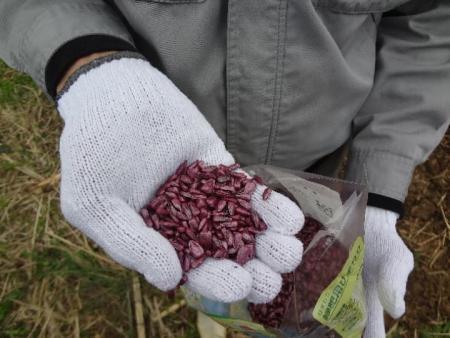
[
  {"left": 252, "top": 189, "right": 305, "bottom": 236},
  {"left": 186, "top": 259, "right": 253, "bottom": 303},
  {"left": 256, "top": 232, "right": 303, "bottom": 273},
  {"left": 378, "top": 286, "right": 406, "bottom": 319},
  {"left": 143, "top": 268, "right": 182, "bottom": 292},
  {"left": 244, "top": 259, "right": 282, "bottom": 304}
]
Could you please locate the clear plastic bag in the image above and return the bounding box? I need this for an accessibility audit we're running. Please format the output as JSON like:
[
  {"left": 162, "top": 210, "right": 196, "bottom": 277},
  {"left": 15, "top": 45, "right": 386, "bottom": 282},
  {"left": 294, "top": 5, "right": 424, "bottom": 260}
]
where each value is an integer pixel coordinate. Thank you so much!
[{"left": 183, "top": 165, "right": 368, "bottom": 338}]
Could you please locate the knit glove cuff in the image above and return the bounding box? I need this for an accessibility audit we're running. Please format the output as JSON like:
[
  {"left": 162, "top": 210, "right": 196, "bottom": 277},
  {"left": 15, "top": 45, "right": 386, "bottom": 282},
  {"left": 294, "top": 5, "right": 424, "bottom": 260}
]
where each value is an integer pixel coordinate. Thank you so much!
[{"left": 56, "top": 51, "right": 144, "bottom": 102}]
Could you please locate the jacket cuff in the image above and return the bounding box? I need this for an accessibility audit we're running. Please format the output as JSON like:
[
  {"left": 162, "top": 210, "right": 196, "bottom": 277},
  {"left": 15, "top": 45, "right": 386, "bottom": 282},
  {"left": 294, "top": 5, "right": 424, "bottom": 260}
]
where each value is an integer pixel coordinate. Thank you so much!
[
  {"left": 367, "top": 193, "right": 404, "bottom": 218},
  {"left": 12, "top": 2, "right": 135, "bottom": 96},
  {"left": 46, "top": 35, "right": 136, "bottom": 98},
  {"left": 344, "top": 149, "right": 415, "bottom": 203}
]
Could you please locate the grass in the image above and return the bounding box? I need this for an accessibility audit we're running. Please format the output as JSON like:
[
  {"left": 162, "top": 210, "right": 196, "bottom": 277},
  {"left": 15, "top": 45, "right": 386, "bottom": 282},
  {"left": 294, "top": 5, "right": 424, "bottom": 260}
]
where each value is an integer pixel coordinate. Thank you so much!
[{"left": 0, "top": 59, "right": 448, "bottom": 337}]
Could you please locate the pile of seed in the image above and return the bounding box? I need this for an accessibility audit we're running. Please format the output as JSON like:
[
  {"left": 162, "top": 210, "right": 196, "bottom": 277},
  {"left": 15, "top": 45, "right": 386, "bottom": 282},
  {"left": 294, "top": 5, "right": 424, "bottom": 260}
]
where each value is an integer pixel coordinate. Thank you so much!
[
  {"left": 140, "top": 160, "right": 272, "bottom": 284},
  {"left": 249, "top": 217, "right": 348, "bottom": 332}
]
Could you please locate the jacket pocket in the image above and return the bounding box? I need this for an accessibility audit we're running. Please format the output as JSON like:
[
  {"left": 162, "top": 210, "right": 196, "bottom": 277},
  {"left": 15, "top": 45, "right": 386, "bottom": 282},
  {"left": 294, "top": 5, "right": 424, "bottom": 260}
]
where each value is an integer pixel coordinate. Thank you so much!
[
  {"left": 312, "top": 0, "right": 410, "bottom": 13},
  {"left": 136, "top": 0, "right": 205, "bottom": 3}
]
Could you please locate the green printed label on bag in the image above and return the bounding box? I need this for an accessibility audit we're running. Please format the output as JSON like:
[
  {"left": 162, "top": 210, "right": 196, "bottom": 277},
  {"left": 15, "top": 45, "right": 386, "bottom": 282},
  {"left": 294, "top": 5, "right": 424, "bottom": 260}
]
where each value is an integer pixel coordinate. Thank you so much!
[
  {"left": 313, "top": 236, "right": 366, "bottom": 338},
  {"left": 208, "top": 314, "right": 277, "bottom": 337}
]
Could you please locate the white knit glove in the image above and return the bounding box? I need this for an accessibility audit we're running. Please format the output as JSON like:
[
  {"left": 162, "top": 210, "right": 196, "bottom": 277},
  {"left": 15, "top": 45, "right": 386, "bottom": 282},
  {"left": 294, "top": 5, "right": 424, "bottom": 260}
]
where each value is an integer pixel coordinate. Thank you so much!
[
  {"left": 57, "top": 55, "right": 304, "bottom": 304},
  {"left": 363, "top": 206, "right": 414, "bottom": 338}
]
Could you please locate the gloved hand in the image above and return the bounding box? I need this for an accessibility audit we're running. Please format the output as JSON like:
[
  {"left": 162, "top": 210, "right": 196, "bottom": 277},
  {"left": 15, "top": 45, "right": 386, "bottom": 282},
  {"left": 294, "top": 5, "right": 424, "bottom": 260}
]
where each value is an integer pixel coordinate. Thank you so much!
[
  {"left": 57, "top": 54, "right": 304, "bottom": 304},
  {"left": 363, "top": 206, "right": 414, "bottom": 338}
]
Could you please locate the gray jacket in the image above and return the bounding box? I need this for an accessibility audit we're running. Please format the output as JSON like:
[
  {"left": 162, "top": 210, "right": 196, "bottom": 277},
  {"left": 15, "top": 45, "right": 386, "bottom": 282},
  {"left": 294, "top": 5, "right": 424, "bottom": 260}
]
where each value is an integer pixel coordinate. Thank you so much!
[{"left": 1, "top": 0, "right": 449, "bottom": 213}]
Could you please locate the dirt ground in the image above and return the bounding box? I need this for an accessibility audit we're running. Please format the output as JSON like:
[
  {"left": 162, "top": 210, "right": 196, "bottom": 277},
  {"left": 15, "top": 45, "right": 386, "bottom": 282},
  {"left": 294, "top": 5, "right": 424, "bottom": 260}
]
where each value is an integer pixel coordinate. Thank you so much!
[{"left": 0, "top": 61, "right": 448, "bottom": 337}]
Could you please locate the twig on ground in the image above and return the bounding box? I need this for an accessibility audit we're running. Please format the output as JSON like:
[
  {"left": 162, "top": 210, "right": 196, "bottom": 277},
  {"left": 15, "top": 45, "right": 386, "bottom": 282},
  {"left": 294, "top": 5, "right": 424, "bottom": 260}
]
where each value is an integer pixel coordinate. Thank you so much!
[{"left": 132, "top": 274, "right": 146, "bottom": 338}]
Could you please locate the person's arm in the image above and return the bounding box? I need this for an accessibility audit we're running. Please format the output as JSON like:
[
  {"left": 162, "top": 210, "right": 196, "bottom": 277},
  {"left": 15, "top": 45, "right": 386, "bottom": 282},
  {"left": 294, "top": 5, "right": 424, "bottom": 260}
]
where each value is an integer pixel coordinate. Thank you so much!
[
  {"left": 0, "top": 2, "right": 306, "bottom": 303},
  {"left": 56, "top": 53, "right": 305, "bottom": 303},
  {"left": 347, "top": 2, "right": 450, "bottom": 337},
  {"left": 0, "top": 0, "right": 136, "bottom": 98},
  {"left": 345, "top": 0, "right": 450, "bottom": 216}
]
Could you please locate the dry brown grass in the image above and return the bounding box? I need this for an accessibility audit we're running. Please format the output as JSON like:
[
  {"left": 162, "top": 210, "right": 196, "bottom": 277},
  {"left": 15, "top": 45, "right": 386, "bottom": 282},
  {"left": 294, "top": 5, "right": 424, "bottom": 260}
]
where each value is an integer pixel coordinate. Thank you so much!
[
  {"left": 389, "top": 130, "right": 449, "bottom": 337},
  {"left": 0, "top": 62, "right": 448, "bottom": 337}
]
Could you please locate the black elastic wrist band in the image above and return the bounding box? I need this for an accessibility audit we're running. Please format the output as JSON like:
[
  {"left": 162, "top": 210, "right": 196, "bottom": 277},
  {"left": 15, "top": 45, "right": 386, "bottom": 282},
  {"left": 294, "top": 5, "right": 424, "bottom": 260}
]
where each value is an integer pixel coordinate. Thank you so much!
[
  {"left": 45, "top": 34, "right": 136, "bottom": 98},
  {"left": 367, "top": 193, "right": 404, "bottom": 218}
]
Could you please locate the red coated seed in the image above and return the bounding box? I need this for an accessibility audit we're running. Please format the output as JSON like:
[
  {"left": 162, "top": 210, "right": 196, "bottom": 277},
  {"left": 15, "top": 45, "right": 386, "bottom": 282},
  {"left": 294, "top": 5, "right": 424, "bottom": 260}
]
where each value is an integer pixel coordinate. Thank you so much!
[
  {"left": 171, "top": 198, "right": 182, "bottom": 210},
  {"left": 213, "top": 215, "right": 232, "bottom": 223},
  {"left": 182, "top": 256, "right": 191, "bottom": 272},
  {"left": 196, "top": 199, "right": 207, "bottom": 208},
  {"left": 170, "top": 241, "right": 184, "bottom": 251},
  {"left": 217, "top": 200, "right": 227, "bottom": 212},
  {"left": 150, "top": 214, "right": 160, "bottom": 230},
  {"left": 234, "top": 233, "right": 243, "bottom": 246},
  {"left": 217, "top": 175, "right": 230, "bottom": 183},
  {"left": 167, "top": 187, "right": 180, "bottom": 194},
  {"left": 228, "top": 202, "right": 236, "bottom": 215},
  {"left": 231, "top": 171, "right": 247, "bottom": 179},
  {"left": 198, "top": 231, "right": 213, "bottom": 248},
  {"left": 219, "top": 185, "right": 235, "bottom": 192},
  {"left": 227, "top": 232, "right": 234, "bottom": 246},
  {"left": 180, "top": 175, "right": 193, "bottom": 184},
  {"left": 237, "top": 199, "right": 252, "bottom": 210},
  {"left": 185, "top": 227, "right": 196, "bottom": 240},
  {"left": 188, "top": 218, "right": 198, "bottom": 230},
  {"left": 222, "top": 221, "right": 238, "bottom": 229},
  {"left": 199, "top": 208, "right": 209, "bottom": 219},
  {"left": 242, "top": 232, "right": 253, "bottom": 243},
  {"left": 259, "top": 220, "right": 268, "bottom": 231},
  {"left": 140, "top": 208, "right": 149, "bottom": 219},
  {"left": 221, "top": 241, "right": 228, "bottom": 250},
  {"left": 156, "top": 205, "right": 169, "bottom": 216},
  {"left": 251, "top": 212, "right": 260, "bottom": 227},
  {"left": 206, "top": 197, "right": 217, "bottom": 208},
  {"left": 160, "top": 221, "right": 177, "bottom": 228},
  {"left": 165, "top": 191, "right": 177, "bottom": 199},
  {"left": 181, "top": 191, "right": 195, "bottom": 199},
  {"left": 190, "top": 204, "right": 201, "bottom": 216},
  {"left": 236, "top": 207, "right": 251, "bottom": 216},
  {"left": 191, "top": 256, "right": 205, "bottom": 269},
  {"left": 175, "top": 161, "right": 188, "bottom": 175},
  {"left": 236, "top": 193, "right": 251, "bottom": 201},
  {"left": 236, "top": 244, "right": 255, "bottom": 265},
  {"left": 213, "top": 248, "right": 228, "bottom": 259},
  {"left": 144, "top": 217, "right": 153, "bottom": 228},
  {"left": 262, "top": 187, "right": 272, "bottom": 201},
  {"left": 180, "top": 274, "right": 188, "bottom": 285},
  {"left": 200, "top": 183, "right": 214, "bottom": 194},
  {"left": 243, "top": 181, "right": 257, "bottom": 194},
  {"left": 198, "top": 218, "right": 208, "bottom": 230},
  {"left": 189, "top": 240, "right": 204, "bottom": 258}
]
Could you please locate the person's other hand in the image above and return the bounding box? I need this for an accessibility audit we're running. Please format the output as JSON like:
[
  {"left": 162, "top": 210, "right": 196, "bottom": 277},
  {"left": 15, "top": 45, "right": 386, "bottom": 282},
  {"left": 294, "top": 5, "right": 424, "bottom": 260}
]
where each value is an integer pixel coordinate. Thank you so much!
[
  {"left": 363, "top": 206, "right": 414, "bottom": 338},
  {"left": 57, "top": 55, "right": 304, "bottom": 303}
]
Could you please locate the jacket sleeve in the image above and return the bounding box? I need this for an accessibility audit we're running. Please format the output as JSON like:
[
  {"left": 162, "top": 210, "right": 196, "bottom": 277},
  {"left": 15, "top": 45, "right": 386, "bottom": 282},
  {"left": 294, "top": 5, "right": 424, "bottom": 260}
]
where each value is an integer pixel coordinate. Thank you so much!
[
  {"left": 0, "top": 0, "right": 136, "bottom": 97},
  {"left": 345, "top": 0, "right": 450, "bottom": 213}
]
